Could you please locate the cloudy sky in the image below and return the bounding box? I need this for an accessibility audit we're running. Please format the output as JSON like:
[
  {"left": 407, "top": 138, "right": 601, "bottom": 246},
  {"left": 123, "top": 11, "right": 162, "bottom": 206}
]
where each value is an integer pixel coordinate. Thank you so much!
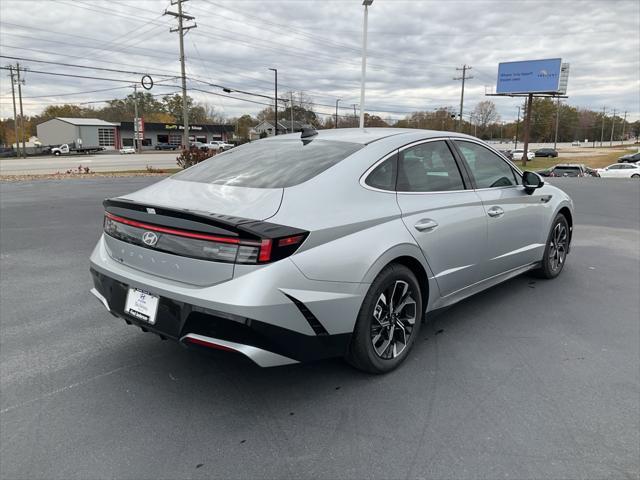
[{"left": 1, "top": 0, "right": 639, "bottom": 123}]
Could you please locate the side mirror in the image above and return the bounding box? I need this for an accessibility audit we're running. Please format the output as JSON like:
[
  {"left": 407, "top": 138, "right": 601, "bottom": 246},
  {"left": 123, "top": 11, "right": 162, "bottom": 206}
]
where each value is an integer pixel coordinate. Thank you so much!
[{"left": 522, "top": 171, "right": 544, "bottom": 194}]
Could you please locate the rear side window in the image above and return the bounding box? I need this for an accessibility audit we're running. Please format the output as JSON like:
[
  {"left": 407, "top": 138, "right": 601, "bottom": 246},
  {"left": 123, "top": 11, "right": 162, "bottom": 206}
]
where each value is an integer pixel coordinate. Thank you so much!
[
  {"left": 365, "top": 154, "right": 397, "bottom": 191},
  {"left": 174, "top": 139, "right": 363, "bottom": 188},
  {"left": 397, "top": 141, "right": 465, "bottom": 192},
  {"left": 455, "top": 141, "right": 518, "bottom": 188}
]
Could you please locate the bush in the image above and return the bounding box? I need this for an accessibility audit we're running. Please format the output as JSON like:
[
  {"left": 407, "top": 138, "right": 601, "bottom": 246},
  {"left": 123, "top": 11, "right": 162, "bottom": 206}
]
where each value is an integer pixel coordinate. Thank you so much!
[{"left": 176, "top": 148, "right": 215, "bottom": 169}]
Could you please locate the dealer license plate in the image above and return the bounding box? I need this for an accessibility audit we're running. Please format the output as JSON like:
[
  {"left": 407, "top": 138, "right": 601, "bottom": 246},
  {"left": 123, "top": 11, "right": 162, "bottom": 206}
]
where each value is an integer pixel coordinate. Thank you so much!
[{"left": 125, "top": 288, "right": 159, "bottom": 325}]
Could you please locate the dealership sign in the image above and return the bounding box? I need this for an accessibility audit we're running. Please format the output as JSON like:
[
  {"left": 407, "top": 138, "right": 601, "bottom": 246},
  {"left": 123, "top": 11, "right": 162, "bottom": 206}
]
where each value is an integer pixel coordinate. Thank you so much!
[
  {"left": 496, "top": 58, "right": 563, "bottom": 94},
  {"left": 164, "top": 124, "right": 203, "bottom": 131}
]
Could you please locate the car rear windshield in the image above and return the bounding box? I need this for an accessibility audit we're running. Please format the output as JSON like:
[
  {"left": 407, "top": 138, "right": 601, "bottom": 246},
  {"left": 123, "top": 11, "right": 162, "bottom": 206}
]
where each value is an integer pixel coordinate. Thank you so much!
[{"left": 173, "top": 139, "right": 363, "bottom": 188}]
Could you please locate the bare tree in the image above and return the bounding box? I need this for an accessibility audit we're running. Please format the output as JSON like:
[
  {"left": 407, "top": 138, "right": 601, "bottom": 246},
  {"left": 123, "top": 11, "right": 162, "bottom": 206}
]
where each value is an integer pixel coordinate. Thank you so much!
[{"left": 472, "top": 100, "right": 500, "bottom": 133}]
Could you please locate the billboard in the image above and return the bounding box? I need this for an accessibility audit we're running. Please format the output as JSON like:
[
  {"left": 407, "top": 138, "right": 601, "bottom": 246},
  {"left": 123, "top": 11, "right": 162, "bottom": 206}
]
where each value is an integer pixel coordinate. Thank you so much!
[{"left": 496, "top": 58, "right": 562, "bottom": 94}]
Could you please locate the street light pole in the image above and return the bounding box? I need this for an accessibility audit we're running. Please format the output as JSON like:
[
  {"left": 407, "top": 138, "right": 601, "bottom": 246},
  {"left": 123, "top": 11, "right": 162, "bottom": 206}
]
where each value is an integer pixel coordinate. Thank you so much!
[
  {"left": 269, "top": 68, "right": 278, "bottom": 135},
  {"left": 609, "top": 108, "right": 616, "bottom": 147},
  {"left": 335, "top": 99, "right": 340, "bottom": 128},
  {"left": 359, "top": 0, "right": 373, "bottom": 129}
]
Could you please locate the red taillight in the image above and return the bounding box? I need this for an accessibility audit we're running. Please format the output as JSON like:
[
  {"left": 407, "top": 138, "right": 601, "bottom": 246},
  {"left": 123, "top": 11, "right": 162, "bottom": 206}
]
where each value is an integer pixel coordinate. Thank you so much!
[
  {"left": 258, "top": 239, "right": 273, "bottom": 262},
  {"left": 278, "top": 235, "right": 305, "bottom": 247}
]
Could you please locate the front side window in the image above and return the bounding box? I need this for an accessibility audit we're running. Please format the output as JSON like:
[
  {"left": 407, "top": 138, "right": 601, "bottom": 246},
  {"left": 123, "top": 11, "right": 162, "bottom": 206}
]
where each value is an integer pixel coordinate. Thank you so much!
[
  {"left": 455, "top": 141, "right": 518, "bottom": 189},
  {"left": 397, "top": 141, "right": 465, "bottom": 192},
  {"left": 174, "top": 139, "right": 363, "bottom": 188}
]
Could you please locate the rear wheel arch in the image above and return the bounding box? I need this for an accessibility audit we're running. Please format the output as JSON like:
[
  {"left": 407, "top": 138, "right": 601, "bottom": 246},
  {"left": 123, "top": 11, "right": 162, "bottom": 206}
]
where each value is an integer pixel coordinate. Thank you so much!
[
  {"left": 390, "top": 256, "right": 429, "bottom": 312},
  {"left": 558, "top": 206, "right": 573, "bottom": 241}
]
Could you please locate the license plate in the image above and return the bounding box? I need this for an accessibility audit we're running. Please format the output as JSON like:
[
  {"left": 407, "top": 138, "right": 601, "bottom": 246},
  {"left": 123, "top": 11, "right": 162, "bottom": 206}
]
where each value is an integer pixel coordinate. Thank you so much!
[{"left": 125, "top": 288, "right": 159, "bottom": 325}]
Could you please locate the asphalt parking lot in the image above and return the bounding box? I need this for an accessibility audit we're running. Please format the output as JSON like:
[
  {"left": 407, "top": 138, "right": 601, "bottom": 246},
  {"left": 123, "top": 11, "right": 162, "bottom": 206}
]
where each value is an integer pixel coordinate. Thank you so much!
[{"left": 1, "top": 177, "right": 638, "bottom": 479}]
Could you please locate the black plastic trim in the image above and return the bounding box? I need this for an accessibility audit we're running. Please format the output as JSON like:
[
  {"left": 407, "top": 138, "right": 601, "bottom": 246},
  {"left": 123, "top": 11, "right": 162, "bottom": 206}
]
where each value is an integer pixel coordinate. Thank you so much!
[{"left": 283, "top": 293, "right": 329, "bottom": 336}]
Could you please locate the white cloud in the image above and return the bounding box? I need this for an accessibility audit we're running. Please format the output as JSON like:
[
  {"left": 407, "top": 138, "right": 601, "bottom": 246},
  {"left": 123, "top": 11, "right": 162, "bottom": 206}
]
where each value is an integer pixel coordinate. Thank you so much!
[{"left": 1, "top": 0, "right": 638, "bottom": 121}]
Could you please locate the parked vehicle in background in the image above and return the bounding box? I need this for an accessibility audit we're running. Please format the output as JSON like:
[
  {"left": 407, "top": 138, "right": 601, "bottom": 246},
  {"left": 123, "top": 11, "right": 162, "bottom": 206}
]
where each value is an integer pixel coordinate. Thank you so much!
[
  {"left": 204, "top": 140, "right": 234, "bottom": 152},
  {"left": 571, "top": 141, "right": 581, "bottom": 146},
  {"left": 597, "top": 163, "right": 640, "bottom": 178},
  {"left": 119, "top": 147, "right": 136, "bottom": 154},
  {"left": 617, "top": 152, "right": 640, "bottom": 163},
  {"left": 511, "top": 149, "right": 535, "bottom": 161},
  {"left": 190, "top": 141, "right": 207, "bottom": 151},
  {"left": 548, "top": 164, "right": 586, "bottom": 177},
  {"left": 90, "top": 128, "right": 574, "bottom": 373},
  {"left": 155, "top": 142, "right": 179, "bottom": 151},
  {"left": 51, "top": 143, "right": 104, "bottom": 156},
  {"left": 535, "top": 148, "right": 558, "bottom": 158},
  {"left": 499, "top": 149, "right": 513, "bottom": 160}
]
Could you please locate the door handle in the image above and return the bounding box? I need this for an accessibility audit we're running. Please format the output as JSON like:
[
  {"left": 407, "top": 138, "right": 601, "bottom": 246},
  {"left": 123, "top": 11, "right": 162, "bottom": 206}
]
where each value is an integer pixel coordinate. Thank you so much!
[
  {"left": 487, "top": 206, "right": 504, "bottom": 218},
  {"left": 414, "top": 219, "right": 439, "bottom": 232}
]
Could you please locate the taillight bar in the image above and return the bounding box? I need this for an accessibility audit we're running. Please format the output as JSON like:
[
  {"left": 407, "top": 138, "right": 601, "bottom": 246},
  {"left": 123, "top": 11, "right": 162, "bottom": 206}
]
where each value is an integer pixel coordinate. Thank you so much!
[
  {"left": 105, "top": 212, "right": 247, "bottom": 245},
  {"left": 103, "top": 211, "right": 308, "bottom": 264}
]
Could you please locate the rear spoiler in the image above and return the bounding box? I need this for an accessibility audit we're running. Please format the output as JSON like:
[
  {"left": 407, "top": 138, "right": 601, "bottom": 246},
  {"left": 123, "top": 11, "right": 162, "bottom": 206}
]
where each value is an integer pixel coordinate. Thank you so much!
[{"left": 103, "top": 198, "right": 306, "bottom": 240}]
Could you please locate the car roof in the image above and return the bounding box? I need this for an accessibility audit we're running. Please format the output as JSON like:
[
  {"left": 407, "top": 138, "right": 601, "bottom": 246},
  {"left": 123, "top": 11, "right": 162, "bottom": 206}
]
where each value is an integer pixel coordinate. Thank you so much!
[{"left": 257, "top": 127, "right": 475, "bottom": 145}]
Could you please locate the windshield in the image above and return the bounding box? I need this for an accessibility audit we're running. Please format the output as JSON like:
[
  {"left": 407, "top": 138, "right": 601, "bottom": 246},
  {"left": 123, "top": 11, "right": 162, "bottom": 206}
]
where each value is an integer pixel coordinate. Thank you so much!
[{"left": 174, "top": 139, "right": 363, "bottom": 188}]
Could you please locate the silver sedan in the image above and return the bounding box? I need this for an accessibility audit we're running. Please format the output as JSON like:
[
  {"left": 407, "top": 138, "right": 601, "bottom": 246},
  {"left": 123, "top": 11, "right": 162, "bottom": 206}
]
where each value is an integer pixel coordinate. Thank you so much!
[{"left": 90, "top": 128, "right": 574, "bottom": 373}]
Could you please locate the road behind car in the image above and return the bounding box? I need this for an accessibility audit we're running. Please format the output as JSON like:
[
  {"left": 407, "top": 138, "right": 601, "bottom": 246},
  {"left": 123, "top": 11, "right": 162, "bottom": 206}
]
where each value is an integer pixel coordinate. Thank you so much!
[{"left": 0, "top": 177, "right": 638, "bottom": 479}]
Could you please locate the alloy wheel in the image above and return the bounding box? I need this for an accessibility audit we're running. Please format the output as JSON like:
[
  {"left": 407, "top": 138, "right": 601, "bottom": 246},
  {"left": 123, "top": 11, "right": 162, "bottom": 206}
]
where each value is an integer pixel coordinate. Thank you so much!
[
  {"left": 548, "top": 222, "right": 568, "bottom": 272},
  {"left": 370, "top": 280, "right": 417, "bottom": 359}
]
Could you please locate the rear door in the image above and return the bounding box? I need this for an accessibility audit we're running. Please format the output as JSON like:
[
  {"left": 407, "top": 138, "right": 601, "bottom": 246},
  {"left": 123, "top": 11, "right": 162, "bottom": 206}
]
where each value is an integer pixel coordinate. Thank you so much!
[
  {"left": 394, "top": 139, "right": 487, "bottom": 297},
  {"left": 453, "top": 140, "right": 547, "bottom": 277}
]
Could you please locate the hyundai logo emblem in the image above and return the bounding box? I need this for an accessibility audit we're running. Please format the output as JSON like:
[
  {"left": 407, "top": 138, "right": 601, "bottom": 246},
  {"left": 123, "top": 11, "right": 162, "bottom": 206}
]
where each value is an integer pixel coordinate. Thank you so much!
[{"left": 142, "top": 231, "right": 159, "bottom": 247}]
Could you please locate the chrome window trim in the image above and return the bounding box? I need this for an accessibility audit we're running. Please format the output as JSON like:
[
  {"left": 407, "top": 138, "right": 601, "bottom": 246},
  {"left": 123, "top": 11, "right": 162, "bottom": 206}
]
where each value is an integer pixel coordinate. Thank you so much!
[
  {"left": 360, "top": 137, "right": 471, "bottom": 195},
  {"left": 359, "top": 149, "right": 399, "bottom": 193},
  {"left": 451, "top": 138, "right": 525, "bottom": 189}
]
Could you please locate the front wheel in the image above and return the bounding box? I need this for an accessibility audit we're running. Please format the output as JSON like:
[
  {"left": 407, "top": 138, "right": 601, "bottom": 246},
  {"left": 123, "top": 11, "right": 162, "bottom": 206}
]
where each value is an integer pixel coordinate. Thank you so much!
[
  {"left": 346, "top": 264, "right": 423, "bottom": 374},
  {"left": 536, "top": 214, "right": 569, "bottom": 279},
  {"left": 631, "top": 174, "right": 640, "bottom": 179}
]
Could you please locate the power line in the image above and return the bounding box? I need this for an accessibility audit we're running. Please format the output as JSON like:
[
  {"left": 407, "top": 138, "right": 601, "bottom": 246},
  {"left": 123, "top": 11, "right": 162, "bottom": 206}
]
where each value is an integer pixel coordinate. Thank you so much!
[{"left": 0, "top": 55, "right": 176, "bottom": 78}]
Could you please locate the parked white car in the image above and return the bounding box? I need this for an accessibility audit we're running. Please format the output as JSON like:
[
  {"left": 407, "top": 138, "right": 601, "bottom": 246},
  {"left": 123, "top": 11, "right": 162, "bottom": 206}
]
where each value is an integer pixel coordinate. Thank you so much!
[
  {"left": 597, "top": 163, "right": 640, "bottom": 179},
  {"left": 119, "top": 147, "right": 136, "bottom": 155},
  {"left": 511, "top": 149, "right": 535, "bottom": 161},
  {"left": 205, "top": 140, "right": 234, "bottom": 151}
]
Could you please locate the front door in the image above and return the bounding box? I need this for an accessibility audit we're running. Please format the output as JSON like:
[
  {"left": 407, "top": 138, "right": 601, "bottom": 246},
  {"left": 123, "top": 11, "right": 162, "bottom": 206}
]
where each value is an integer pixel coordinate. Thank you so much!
[
  {"left": 395, "top": 140, "right": 487, "bottom": 297},
  {"left": 453, "top": 140, "right": 548, "bottom": 277}
]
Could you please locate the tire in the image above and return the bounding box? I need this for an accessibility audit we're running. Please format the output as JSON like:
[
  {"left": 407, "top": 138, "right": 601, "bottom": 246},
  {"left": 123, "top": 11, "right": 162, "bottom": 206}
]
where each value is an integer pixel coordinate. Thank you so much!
[
  {"left": 346, "top": 264, "right": 423, "bottom": 374},
  {"left": 632, "top": 174, "right": 640, "bottom": 179},
  {"left": 54, "top": 151, "right": 60, "bottom": 156},
  {"left": 535, "top": 213, "right": 569, "bottom": 279}
]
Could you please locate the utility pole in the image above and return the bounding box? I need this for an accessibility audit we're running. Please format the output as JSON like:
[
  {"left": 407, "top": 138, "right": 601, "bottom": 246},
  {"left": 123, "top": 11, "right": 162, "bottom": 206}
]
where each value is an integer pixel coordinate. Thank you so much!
[
  {"left": 335, "top": 99, "right": 340, "bottom": 128},
  {"left": 16, "top": 63, "right": 26, "bottom": 158},
  {"left": 268, "top": 68, "right": 278, "bottom": 135},
  {"left": 359, "top": 0, "right": 373, "bottom": 129},
  {"left": 514, "top": 106, "right": 521, "bottom": 150},
  {"left": 352, "top": 104, "right": 357, "bottom": 126},
  {"left": 165, "top": 0, "right": 196, "bottom": 149},
  {"left": 290, "top": 91, "right": 294, "bottom": 132},
  {"left": 609, "top": 108, "right": 616, "bottom": 147},
  {"left": 553, "top": 97, "right": 560, "bottom": 150},
  {"left": 133, "top": 84, "right": 140, "bottom": 153},
  {"left": 600, "top": 107, "right": 606, "bottom": 147},
  {"left": 520, "top": 93, "right": 533, "bottom": 167},
  {"left": 620, "top": 111, "right": 627, "bottom": 144},
  {"left": 454, "top": 65, "right": 473, "bottom": 133},
  {"left": 8, "top": 66, "right": 20, "bottom": 158}
]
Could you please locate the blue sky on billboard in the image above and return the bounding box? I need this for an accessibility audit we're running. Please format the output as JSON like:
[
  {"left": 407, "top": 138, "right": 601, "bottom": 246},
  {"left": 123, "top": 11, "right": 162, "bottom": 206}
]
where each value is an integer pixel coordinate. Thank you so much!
[{"left": 496, "top": 59, "right": 563, "bottom": 95}]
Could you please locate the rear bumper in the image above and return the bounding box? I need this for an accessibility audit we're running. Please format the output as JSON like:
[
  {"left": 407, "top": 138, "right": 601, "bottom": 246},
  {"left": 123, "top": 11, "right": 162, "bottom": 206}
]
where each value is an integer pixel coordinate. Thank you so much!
[
  {"left": 90, "top": 268, "right": 352, "bottom": 366},
  {"left": 89, "top": 235, "right": 366, "bottom": 366}
]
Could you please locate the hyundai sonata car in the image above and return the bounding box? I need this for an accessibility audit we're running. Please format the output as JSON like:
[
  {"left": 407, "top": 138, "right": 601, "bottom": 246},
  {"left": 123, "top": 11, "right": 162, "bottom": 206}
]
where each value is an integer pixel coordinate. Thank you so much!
[{"left": 90, "top": 128, "right": 574, "bottom": 373}]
